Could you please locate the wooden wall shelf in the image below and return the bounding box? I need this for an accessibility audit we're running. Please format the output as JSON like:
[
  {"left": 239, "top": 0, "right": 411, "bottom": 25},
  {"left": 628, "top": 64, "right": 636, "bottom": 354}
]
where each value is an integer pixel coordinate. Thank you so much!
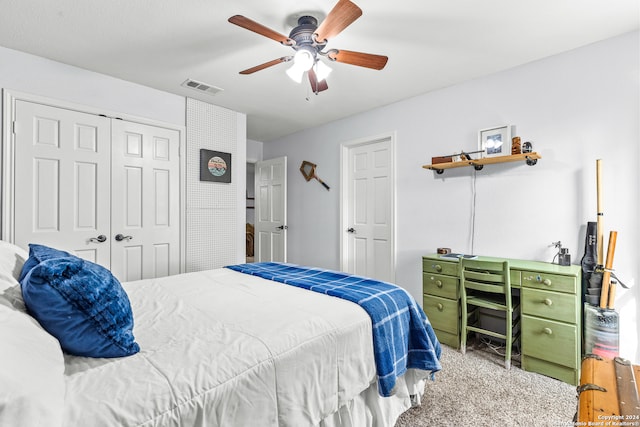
[{"left": 422, "top": 152, "right": 541, "bottom": 174}]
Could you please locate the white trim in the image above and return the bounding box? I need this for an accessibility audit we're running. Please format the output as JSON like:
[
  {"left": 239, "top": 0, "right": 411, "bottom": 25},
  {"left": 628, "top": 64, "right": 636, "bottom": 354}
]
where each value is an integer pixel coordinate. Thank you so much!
[
  {"left": 2, "top": 89, "right": 184, "bottom": 130},
  {"left": 1, "top": 89, "right": 16, "bottom": 243},
  {"left": 235, "top": 113, "right": 247, "bottom": 264},
  {"left": 1, "top": 89, "right": 187, "bottom": 273},
  {"left": 178, "top": 98, "right": 187, "bottom": 273},
  {"left": 339, "top": 131, "right": 397, "bottom": 282}
]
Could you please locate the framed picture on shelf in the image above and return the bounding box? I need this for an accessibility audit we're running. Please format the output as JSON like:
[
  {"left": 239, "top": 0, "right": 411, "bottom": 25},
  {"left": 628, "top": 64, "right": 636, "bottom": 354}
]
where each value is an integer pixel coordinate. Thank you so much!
[{"left": 478, "top": 125, "right": 511, "bottom": 158}]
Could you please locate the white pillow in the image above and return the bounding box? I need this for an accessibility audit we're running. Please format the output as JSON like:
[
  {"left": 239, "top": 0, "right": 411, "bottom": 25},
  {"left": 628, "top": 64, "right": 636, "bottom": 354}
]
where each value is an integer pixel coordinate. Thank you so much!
[
  {"left": 0, "top": 240, "right": 28, "bottom": 291},
  {"left": 0, "top": 303, "right": 65, "bottom": 427},
  {"left": 0, "top": 241, "right": 29, "bottom": 311}
]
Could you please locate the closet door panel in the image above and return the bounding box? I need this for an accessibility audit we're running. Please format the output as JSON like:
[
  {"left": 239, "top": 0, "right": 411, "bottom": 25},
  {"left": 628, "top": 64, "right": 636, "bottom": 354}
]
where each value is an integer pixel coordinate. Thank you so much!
[
  {"left": 111, "top": 120, "right": 180, "bottom": 282},
  {"left": 13, "top": 101, "right": 111, "bottom": 267}
]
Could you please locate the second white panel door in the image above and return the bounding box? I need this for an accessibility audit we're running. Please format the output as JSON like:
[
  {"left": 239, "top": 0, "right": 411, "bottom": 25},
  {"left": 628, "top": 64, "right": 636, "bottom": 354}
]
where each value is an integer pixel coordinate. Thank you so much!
[
  {"left": 110, "top": 120, "right": 181, "bottom": 281},
  {"left": 343, "top": 137, "right": 395, "bottom": 282},
  {"left": 254, "top": 156, "right": 287, "bottom": 262}
]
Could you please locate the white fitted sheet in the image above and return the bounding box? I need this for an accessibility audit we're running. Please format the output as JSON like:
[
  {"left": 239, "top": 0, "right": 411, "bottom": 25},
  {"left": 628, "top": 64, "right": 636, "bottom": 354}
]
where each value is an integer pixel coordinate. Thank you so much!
[{"left": 62, "top": 268, "right": 426, "bottom": 427}]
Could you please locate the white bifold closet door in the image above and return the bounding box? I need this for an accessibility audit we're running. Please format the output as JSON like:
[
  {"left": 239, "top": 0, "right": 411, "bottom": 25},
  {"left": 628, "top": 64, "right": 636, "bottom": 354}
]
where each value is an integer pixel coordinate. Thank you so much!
[
  {"left": 13, "top": 100, "right": 180, "bottom": 282},
  {"left": 110, "top": 119, "right": 180, "bottom": 281}
]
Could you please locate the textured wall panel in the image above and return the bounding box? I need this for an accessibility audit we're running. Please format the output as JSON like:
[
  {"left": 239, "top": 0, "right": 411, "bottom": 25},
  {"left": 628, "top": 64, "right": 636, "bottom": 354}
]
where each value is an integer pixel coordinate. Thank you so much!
[
  {"left": 185, "top": 98, "right": 239, "bottom": 271},
  {"left": 185, "top": 210, "right": 237, "bottom": 272}
]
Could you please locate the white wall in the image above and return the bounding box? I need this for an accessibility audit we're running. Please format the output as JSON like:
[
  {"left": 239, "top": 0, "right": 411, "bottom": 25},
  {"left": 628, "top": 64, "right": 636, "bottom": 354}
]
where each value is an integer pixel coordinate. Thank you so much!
[
  {"left": 0, "top": 46, "right": 248, "bottom": 272},
  {"left": 264, "top": 31, "right": 640, "bottom": 362},
  {"left": 246, "top": 139, "right": 264, "bottom": 163},
  {"left": 0, "top": 46, "right": 184, "bottom": 125}
]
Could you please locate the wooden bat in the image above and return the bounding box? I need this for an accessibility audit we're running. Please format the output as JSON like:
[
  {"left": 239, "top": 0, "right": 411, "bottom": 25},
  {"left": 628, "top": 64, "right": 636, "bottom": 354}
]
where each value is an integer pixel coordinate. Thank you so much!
[{"left": 599, "top": 231, "right": 617, "bottom": 308}]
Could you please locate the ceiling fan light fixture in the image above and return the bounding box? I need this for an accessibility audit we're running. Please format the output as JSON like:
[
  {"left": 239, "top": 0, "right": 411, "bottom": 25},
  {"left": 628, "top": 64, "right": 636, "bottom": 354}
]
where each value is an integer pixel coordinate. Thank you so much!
[
  {"left": 314, "top": 60, "right": 332, "bottom": 82},
  {"left": 287, "top": 47, "right": 316, "bottom": 83},
  {"left": 292, "top": 47, "right": 315, "bottom": 71},
  {"left": 286, "top": 63, "right": 306, "bottom": 83}
]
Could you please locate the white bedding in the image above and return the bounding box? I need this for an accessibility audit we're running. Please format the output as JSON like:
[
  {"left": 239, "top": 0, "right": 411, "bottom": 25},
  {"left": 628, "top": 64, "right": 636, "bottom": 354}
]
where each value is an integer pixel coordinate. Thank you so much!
[{"left": 62, "top": 268, "right": 425, "bottom": 427}]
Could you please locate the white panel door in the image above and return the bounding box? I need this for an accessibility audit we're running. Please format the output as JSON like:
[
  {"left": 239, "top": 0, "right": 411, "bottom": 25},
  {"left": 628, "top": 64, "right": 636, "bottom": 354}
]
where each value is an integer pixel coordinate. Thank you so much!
[
  {"left": 343, "top": 137, "right": 395, "bottom": 282},
  {"left": 110, "top": 120, "right": 181, "bottom": 281},
  {"left": 13, "top": 100, "right": 111, "bottom": 266},
  {"left": 254, "top": 156, "right": 287, "bottom": 262}
]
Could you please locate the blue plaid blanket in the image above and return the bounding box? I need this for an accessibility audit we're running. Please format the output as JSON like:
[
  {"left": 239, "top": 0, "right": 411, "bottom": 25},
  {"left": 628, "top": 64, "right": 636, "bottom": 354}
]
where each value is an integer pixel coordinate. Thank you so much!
[{"left": 226, "top": 262, "right": 442, "bottom": 397}]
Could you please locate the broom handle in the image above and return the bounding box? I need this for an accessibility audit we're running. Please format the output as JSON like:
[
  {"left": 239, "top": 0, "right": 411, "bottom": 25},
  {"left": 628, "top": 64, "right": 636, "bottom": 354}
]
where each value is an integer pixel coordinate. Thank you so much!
[
  {"left": 599, "top": 231, "right": 617, "bottom": 308},
  {"left": 596, "top": 159, "right": 604, "bottom": 265}
]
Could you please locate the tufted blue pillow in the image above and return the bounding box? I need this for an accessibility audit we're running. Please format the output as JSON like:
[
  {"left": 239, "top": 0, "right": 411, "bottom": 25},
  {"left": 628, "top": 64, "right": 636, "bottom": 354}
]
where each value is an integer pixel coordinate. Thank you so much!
[
  {"left": 19, "top": 244, "right": 72, "bottom": 283},
  {"left": 21, "top": 255, "right": 139, "bottom": 358}
]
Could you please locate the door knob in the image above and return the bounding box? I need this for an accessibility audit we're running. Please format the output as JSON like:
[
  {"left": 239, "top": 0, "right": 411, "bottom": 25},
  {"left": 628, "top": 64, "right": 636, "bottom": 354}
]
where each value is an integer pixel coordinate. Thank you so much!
[
  {"left": 115, "top": 234, "right": 133, "bottom": 242},
  {"left": 89, "top": 234, "right": 107, "bottom": 243},
  {"left": 347, "top": 227, "right": 355, "bottom": 233},
  {"left": 276, "top": 225, "right": 288, "bottom": 230}
]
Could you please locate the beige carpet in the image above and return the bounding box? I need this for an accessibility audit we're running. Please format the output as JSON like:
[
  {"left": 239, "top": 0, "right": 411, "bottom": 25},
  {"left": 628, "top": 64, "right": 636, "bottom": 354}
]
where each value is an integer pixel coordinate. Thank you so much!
[{"left": 395, "top": 343, "right": 577, "bottom": 427}]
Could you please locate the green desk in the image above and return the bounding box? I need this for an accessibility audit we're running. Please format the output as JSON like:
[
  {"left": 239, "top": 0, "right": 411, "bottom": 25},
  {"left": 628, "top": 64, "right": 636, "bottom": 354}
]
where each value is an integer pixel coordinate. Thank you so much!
[{"left": 422, "top": 254, "right": 582, "bottom": 385}]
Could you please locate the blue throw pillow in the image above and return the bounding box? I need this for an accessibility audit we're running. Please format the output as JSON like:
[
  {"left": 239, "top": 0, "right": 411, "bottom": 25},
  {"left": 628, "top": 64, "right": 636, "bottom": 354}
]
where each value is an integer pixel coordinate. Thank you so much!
[
  {"left": 19, "top": 244, "right": 72, "bottom": 282},
  {"left": 21, "top": 255, "right": 139, "bottom": 358}
]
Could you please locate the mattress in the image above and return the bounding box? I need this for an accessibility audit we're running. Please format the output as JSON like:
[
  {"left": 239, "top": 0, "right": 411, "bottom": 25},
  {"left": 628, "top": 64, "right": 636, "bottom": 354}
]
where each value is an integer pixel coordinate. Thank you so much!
[{"left": 61, "top": 267, "right": 410, "bottom": 426}]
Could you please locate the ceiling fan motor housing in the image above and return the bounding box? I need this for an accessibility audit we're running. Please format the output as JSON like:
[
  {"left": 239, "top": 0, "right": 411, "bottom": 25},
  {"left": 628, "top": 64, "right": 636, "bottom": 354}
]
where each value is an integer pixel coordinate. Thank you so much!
[{"left": 289, "top": 16, "right": 326, "bottom": 52}]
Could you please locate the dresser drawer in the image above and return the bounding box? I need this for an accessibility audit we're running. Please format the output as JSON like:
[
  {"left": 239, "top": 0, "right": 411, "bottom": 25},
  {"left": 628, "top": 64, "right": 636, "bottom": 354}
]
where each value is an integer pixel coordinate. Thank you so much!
[
  {"left": 521, "top": 315, "right": 578, "bottom": 369},
  {"left": 522, "top": 356, "right": 578, "bottom": 385},
  {"left": 422, "top": 258, "right": 458, "bottom": 276},
  {"left": 522, "top": 288, "right": 578, "bottom": 324},
  {"left": 423, "top": 294, "right": 459, "bottom": 335},
  {"left": 521, "top": 271, "right": 577, "bottom": 294},
  {"left": 423, "top": 273, "right": 458, "bottom": 299},
  {"left": 432, "top": 329, "right": 460, "bottom": 349}
]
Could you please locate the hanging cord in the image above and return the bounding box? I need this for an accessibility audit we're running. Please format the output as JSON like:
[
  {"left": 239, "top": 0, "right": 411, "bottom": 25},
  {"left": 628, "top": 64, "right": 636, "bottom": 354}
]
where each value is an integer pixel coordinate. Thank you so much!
[{"left": 469, "top": 169, "right": 477, "bottom": 254}]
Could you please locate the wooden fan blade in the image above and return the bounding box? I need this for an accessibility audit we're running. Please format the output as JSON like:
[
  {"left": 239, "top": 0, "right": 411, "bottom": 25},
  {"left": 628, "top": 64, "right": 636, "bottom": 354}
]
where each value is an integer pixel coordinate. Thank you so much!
[
  {"left": 240, "top": 57, "right": 290, "bottom": 75},
  {"left": 229, "top": 15, "right": 293, "bottom": 45},
  {"left": 308, "top": 68, "right": 329, "bottom": 93},
  {"left": 328, "top": 49, "right": 388, "bottom": 70},
  {"left": 314, "top": 0, "right": 362, "bottom": 43}
]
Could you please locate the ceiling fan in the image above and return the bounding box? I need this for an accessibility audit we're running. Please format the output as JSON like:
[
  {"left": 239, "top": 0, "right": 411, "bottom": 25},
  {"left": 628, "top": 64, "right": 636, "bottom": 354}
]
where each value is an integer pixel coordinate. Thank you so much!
[{"left": 228, "top": 0, "right": 388, "bottom": 94}]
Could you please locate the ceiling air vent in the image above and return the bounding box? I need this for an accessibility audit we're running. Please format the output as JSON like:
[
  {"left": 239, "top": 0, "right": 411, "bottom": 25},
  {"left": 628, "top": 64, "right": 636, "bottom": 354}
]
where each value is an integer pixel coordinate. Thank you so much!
[{"left": 181, "top": 79, "right": 223, "bottom": 96}]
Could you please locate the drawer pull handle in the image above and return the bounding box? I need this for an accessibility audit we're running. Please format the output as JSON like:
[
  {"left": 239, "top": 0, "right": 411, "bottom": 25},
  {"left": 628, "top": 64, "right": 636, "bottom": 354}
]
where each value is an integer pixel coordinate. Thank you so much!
[
  {"left": 543, "top": 327, "right": 553, "bottom": 335},
  {"left": 437, "top": 303, "right": 444, "bottom": 311},
  {"left": 436, "top": 280, "right": 443, "bottom": 288},
  {"left": 543, "top": 298, "right": 553, "bottom": 306},
  {"left": 542, "top": 279, "right": 552, "bottom": 286},
  {"left": 434, "top": 264, "right": 442, "bottom": 272}
]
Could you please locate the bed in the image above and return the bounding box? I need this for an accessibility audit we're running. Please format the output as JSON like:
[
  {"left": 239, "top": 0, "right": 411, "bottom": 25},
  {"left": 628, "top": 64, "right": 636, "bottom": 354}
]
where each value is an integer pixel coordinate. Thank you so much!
[{"left": 0, "top": 241, "right": 441, "bottom": 427}]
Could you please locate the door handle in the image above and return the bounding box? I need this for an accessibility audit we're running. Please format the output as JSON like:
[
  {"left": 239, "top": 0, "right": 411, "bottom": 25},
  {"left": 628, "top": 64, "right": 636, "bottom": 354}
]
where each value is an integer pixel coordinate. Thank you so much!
[
  {"left": 347, "top": 227, "right": 355, "bottom": 233},
  {"left": 89, "top": 234, "right": 107, "bottom": 243},
  {"left": 115, "top": 234, "right": 133, "bottom": 242},
  {"left": 276, "top": 225, "right": 288, "bottom": 230}
]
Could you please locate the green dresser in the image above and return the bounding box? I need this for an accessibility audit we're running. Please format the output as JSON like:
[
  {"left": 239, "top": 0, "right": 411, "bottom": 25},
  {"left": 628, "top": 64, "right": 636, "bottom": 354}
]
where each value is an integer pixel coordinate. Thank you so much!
[
  {"left": 422, "top": 257, "right": 461, "bottom": 348},
  {"left": 422, "top": 254, "right": 582, "bottom": 385}
]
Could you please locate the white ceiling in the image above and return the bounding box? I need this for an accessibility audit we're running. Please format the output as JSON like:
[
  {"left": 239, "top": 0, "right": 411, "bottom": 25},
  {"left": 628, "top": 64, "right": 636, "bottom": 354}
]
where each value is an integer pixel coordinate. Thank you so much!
[{"left": 1, "top": 0, "right": 638, "bottom": 141}]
